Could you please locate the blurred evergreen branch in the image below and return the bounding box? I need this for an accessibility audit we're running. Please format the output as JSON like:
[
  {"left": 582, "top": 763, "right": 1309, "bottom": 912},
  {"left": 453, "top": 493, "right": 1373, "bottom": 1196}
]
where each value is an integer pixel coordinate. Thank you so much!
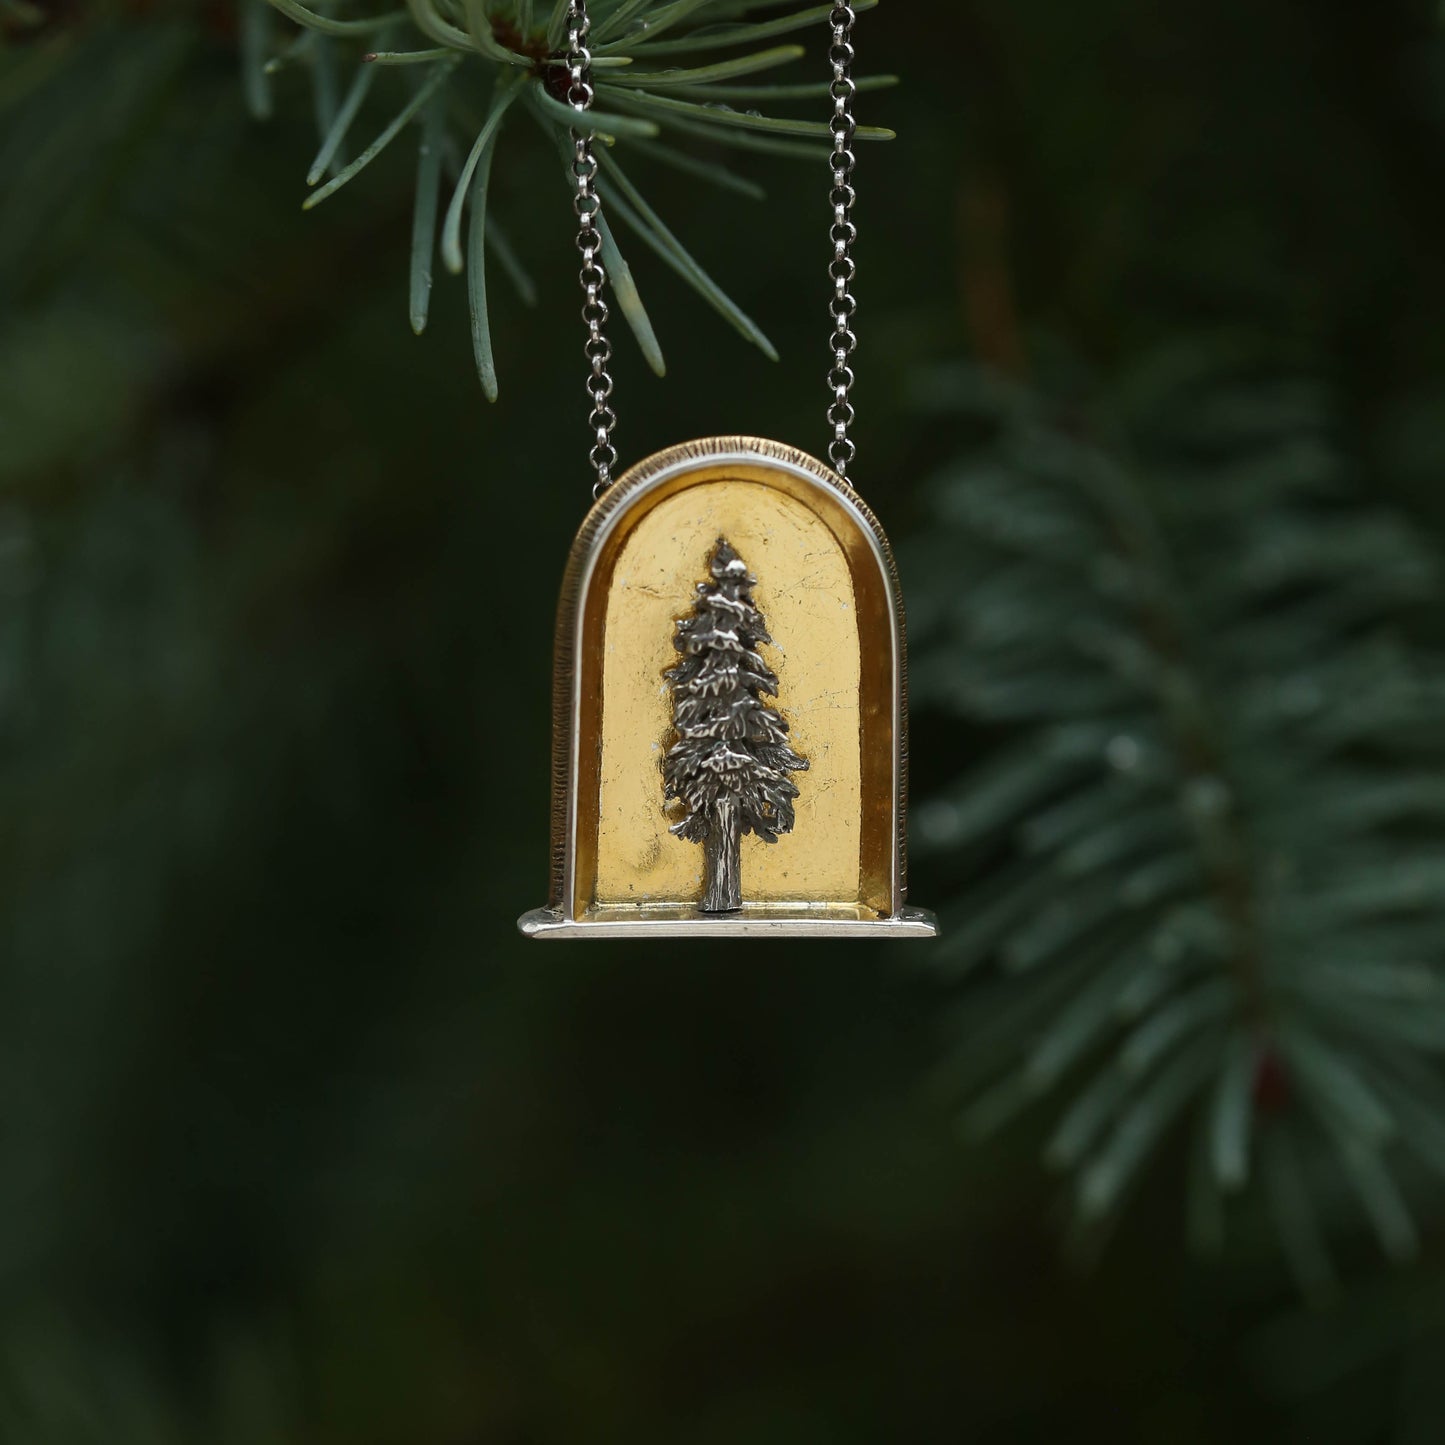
[
  {"left": 246, "top": 0, "right": 896, "bottom": 398},
  {"left": 911, "top": 353, "right": 1445, "bottom": 1290}
]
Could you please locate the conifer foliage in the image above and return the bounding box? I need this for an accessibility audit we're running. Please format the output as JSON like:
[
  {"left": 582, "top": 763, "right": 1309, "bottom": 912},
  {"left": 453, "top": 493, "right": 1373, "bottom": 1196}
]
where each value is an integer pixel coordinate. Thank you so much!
[
  {"left": 664, "top": 539, "right": 808, "bottom": 912},
  {"left": 910, "top": 356, "right": 1445, "bottom": 1283},
  {"left": 240, "top": 0, "right": 895, "bottom": 399}
]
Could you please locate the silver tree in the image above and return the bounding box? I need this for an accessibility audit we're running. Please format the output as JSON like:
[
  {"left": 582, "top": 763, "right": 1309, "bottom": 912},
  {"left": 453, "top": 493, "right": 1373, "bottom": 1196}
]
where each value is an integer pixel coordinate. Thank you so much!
[{"left": 663, "top": 539, "right": 809, "bottom": 912}]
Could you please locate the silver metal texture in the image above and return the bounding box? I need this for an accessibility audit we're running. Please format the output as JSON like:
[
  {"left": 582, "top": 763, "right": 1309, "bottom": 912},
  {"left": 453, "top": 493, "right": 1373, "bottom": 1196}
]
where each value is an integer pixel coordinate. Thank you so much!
[
  {"left": 566, "top": 0, "right": 618, "bottom": 498},
  {"left": 826, "top": 0, "right": 860, "bottom": 479},
  {"left": 663, "top": 538, "right": 809, "bottom": 912},
  {"left": 518, "top": 436, "right": 938, "bottom": 941},
  {"left": 520, "top": 903, "right": 939, "bottom": 940}
]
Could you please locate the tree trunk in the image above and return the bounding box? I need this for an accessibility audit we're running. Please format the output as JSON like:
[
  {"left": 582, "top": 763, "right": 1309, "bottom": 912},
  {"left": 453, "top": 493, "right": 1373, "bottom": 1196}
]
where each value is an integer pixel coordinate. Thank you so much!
[{"left": 702, "top": 798, "right": 742, "bottom": 912}]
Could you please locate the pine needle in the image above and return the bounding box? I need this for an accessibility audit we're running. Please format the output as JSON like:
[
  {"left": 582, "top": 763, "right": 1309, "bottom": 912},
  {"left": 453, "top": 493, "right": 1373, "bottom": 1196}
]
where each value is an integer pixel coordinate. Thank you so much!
[
  {"left": 409, "top": 91, "right": 447, "bottom": 335},
  {"left": 605, "top": 45, "right": 805, "bottom": 88},
  {"left": 486, "top": 218, "right": 537, "bottom": 308},
  {"left": 466, "top": 134, "right": 500, "bottom": 402},
  {"left": 240, "top": 0, "right": 275, "bottom": 120},
  {"left": 304, "top": 58, "right": 458, "bottom": 211},
  {"left": 626, "top": 136, "right": 766, "bottom": 200},
  {"left": 597, "top": 0, "right": 878, "bottom": 56},
  {"left": 595, "top": 149, "right": 776, "bottom": 359},
  {"left": 364, "top": 47, "right": 453, "bottom": 64},
  {"left": 308, "top": 35, "right": 341, "bottom": 170},
  {"left": 306, "top": 51, "right": 380, "bottom": 185},
  {"left": 441, "top": 79, "right": 522, "bottom": 274},
  {"left": 267, "top": 0, "right": 404, "bottom": 37},
  {"left": 599, "top": 85, "right": 896, "bottom": 142},
  {"left": 596, "top": 209, "right": 667, "bottom": 378},
  {"left": 1208, "top": 1030, "right": 1257, "bottom": 1191}
]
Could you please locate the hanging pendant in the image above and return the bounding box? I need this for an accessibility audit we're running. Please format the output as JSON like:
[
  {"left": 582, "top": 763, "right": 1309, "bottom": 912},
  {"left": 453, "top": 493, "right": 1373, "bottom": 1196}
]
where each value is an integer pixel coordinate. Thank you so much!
[{"left": 519, "top": 436, "right": 936, "bottom": 940}]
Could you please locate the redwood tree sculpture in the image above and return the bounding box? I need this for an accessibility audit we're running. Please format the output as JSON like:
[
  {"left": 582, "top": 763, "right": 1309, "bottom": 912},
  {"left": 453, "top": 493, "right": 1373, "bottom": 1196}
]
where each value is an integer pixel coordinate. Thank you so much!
[{"left": 663, "top": 539, "right": 809, "bottom": 912}]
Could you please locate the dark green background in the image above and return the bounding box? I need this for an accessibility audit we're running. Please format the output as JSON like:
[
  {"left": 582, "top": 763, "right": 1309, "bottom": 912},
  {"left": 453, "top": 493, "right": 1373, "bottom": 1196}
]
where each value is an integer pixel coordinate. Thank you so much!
[{"left": 5, "top": 2, "right": 1445, "bottom": 1439}]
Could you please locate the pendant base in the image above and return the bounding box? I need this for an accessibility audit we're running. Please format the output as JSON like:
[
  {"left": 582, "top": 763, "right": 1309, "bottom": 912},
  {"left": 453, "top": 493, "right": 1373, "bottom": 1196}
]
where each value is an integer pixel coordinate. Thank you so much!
[{"left": 518, "top": 903, "right": 938, "bottom": 941}]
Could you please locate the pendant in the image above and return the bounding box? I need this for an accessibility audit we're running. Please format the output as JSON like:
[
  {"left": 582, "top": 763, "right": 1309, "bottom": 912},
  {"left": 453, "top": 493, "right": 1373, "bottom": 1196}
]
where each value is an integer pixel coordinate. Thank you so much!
[{"left": 519, "top": 436, "right": 937, "bottom": 940}]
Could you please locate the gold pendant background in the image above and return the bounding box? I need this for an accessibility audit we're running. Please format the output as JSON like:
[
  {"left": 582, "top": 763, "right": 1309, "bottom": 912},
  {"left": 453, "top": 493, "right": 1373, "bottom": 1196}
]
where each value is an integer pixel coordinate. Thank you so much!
[{"left": 597, "top": 479, "right": 861, "bottom": 906}]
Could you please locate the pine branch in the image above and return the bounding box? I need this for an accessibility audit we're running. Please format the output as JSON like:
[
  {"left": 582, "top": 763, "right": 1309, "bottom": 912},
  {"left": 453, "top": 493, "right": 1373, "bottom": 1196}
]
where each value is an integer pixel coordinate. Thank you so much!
[
  {"left": 912, "top": 354, "right": 1445, "bottom": 1286},
  {"left": 246, "top": 0, "right": 894, "bottom": 397}
]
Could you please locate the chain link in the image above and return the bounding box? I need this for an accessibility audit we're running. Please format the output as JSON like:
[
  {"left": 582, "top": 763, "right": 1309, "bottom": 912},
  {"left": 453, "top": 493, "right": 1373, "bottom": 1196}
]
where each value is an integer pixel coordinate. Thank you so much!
[
  {"left": 566, "top": 0, "right": 865, "bottom": 495},
  {"left": 827, "top": 0, "right": 859, "bottom": 480},
  {"left": 566, "top": 0, "right": 618, "bottom": 499}
]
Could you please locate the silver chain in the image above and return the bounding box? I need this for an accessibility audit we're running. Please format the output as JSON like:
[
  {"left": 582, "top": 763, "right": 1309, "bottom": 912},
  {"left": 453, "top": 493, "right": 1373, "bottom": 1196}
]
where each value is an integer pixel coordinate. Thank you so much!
[
  {"left": 827, "top": 0, "right": 859, "bottom": 480},
  {"left": 566, "top": 0, "right": 865, "bottom": 495},
  {"left": 566, "top": 0, "right": 618, "bottom": 499}
]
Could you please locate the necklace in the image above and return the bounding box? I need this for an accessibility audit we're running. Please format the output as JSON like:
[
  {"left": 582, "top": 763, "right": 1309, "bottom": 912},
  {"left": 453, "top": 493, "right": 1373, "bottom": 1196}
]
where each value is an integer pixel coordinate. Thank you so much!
[{"left": 519, "top": 0, "right": 935, "bottom": 940}]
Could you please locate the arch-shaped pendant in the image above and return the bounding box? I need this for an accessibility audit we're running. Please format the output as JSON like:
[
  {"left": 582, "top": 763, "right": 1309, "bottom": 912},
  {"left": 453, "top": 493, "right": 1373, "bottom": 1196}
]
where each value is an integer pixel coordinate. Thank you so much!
[{"left": 519, "top": 437, "right": 937, "bottom": 940}]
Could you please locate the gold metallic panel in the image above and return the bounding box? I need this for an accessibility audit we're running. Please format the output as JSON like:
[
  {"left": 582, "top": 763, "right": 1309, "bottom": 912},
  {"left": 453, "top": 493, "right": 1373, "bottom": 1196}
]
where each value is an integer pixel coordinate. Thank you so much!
[{"left": 597, "top": 482, "right": 860, "bottom": 905}]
